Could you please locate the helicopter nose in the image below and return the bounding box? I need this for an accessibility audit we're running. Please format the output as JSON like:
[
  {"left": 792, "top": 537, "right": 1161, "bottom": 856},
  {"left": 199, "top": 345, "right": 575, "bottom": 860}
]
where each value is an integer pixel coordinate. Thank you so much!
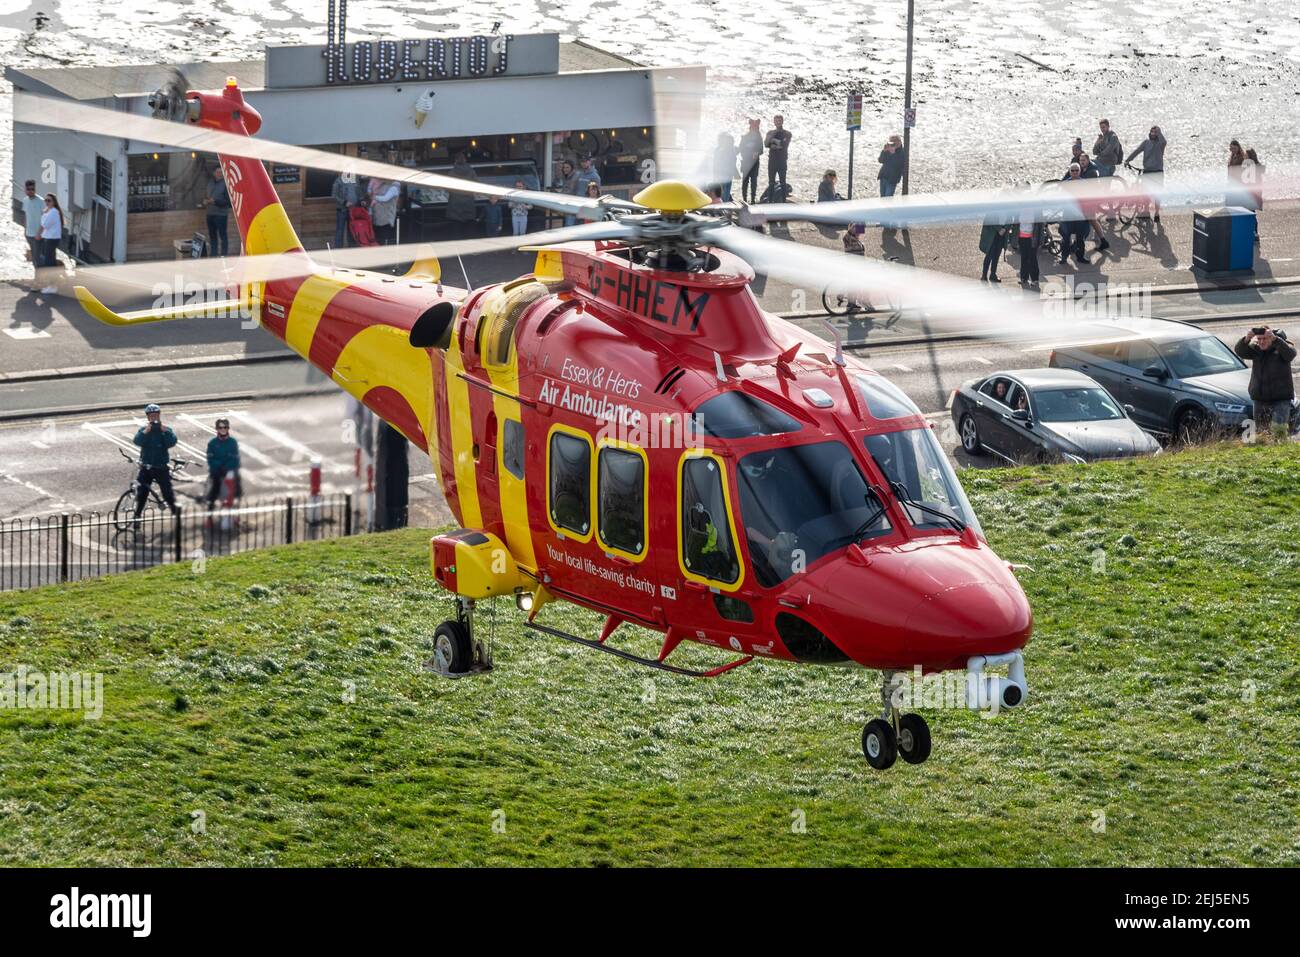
[{"left": 905, "top": 580, "right": 1032, "bottom": 666}]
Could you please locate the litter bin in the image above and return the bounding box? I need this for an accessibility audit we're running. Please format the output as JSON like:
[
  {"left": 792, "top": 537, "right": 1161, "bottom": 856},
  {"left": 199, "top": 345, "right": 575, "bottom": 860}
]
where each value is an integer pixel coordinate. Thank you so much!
[{"left": 1191, "top": 206, "right": 1255, "bottom": 276}]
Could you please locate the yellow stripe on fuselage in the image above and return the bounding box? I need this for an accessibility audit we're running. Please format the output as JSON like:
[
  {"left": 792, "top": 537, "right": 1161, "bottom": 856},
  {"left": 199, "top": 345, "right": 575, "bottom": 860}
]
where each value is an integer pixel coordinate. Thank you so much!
[
  {"left": 286, "top": 274, "right": 352, "bottom": 360},
  {"left": 481, "top": 305, "right": 536, "bottom": 572},
  {"left": 333, "top": 324, "right": 434, "bottom": 449},
  {"left": 245, "top": 200, "right": 302, "bottom": 257},
  {"left": 444, "top": 325, "right": 482, "bottom": 529}
]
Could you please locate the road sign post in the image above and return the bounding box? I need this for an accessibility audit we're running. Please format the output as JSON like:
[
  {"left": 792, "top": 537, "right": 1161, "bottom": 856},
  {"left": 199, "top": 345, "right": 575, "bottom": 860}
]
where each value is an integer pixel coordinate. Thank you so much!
[{"left": 845, "top": 92, "right": 863, "bottom": 199}]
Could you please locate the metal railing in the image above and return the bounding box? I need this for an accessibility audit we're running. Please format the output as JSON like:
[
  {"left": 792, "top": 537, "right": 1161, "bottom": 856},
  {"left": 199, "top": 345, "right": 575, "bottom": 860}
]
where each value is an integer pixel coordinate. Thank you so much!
[{"left": 0, "top": 493, "right": 358, "bottom": 592}]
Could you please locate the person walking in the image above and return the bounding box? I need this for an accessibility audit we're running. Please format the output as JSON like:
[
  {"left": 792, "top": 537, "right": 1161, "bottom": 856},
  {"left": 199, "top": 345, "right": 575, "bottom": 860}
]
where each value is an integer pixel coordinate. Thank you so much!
[
  {"left": 369, "top": 177, "right": 402, "bottom": 244},
  {"left": 1233, "top": 326, "right": 1296, "bottom": 440},
  {"left": 20, "top": 179, "right": 44, "bottom": 288},
  {"left": 1092, "top": 119, "right": 1123, "bottom": 177},
  {"left": 204, "top": 166, "right": 231, "bottom": 257},
  {"left": 1124, "top": 125, "right": 1166, "bottom": 222},
  {"left": 203, "top": 417, "right": 241, "bottom": 510},
  {"left": 739, "top": 119, "right": 763, "bottom": 204},
  {"left": 37, "top": 193, "right": 64, "bottom": 295},
  {"left": 509, "top": 179, "right": 530, "bottom": 236},
  {"left": 133, "top": 403, "right": 179, "bottom": 518},
  {"left": 764, "top": 115, "right": 791, "bottom": 201},
  {"left": 979, "top": 212, "right": 1009, "bottom": 282},
  {"left": 878, "top": 134, "right": 906, "bottom": 197},
  {"left": 712, "top": 132, "right": 738, "bottom": 202},
  {"left": 331, "top": 173, "right": 362, "bottom": 247}
]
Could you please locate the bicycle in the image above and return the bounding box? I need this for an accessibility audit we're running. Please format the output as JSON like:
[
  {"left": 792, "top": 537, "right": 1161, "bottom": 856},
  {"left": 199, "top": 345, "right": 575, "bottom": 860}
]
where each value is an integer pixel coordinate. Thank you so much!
[
  {"left": 112, "top": 448, "right": 191, "bottom": 531},
  {"left": 1114, "top": 163, "right": 1156, "bottom": 227}
]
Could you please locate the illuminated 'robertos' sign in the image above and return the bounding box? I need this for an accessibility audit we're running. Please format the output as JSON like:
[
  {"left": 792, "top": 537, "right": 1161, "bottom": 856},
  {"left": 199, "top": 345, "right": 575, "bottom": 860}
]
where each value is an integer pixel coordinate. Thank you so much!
[{"left": 318, "top": 0, "right": 512, "bottom": 85}]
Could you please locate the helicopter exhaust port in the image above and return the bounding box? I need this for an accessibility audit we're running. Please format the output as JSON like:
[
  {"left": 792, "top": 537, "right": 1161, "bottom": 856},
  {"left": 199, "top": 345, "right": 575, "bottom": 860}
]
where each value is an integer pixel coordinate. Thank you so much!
[{"left": 965, "top": 651, "right": 1027, "bottom": 712}]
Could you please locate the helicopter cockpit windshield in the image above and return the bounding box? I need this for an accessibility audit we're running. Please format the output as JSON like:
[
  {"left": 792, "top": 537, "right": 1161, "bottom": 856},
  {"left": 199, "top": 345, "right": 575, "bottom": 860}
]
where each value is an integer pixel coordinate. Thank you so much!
[
  {"left": 862, "top": 428, "right": 983, "bottom": 537},
  {"left": 736, "top": 440, "right": 892, "bottom": 587}
]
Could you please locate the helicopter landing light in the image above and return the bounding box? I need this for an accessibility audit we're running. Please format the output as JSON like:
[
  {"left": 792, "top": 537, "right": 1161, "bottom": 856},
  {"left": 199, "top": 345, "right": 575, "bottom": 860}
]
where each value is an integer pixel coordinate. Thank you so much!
[{"left": 803, "top": 388, "right": 834, "bottom": 408}]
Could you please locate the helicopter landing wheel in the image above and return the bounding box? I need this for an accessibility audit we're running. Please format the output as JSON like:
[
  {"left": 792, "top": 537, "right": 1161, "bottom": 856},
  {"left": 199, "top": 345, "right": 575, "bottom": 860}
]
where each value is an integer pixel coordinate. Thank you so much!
[
  {"left": 861, "top": 718, "right": 898, "bottom": 770},
  {"left": 431, "top": 620, "right": 473, "bottom": 675},
  {"left": 897, "top": 713, "right": 932, "bottom": 764}
]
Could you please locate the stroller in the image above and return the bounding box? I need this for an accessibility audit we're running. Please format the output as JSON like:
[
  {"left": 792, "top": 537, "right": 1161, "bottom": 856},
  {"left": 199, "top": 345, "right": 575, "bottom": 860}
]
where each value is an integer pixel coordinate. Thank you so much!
[{"left": 347, "top": 205, "right": 378, "bottom": 247}]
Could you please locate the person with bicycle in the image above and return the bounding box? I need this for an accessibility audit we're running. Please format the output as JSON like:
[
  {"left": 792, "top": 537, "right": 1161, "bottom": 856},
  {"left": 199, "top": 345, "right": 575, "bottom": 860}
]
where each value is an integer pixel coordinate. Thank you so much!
[
  {"left": 204, "top": 418, "right": 242, "bottom": 510},
  {"left": 133, "top": 403, "right": 180, "bottom": 517},
  {"left": 1125, "top": 125, "right": 1166, "bottom": 222}
]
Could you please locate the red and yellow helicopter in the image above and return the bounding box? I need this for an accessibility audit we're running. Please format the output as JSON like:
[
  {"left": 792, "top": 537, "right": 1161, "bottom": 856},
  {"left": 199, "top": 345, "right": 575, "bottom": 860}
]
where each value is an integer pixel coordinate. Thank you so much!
[{"left": 27, "top": 76, "right": 1182, "bottom": 768}]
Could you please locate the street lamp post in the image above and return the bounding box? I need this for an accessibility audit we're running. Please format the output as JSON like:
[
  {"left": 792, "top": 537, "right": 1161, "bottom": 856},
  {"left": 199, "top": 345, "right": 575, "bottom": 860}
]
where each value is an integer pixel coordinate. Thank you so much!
[{"left": 902, "top": 0, "right": 915, "bottom": 195}]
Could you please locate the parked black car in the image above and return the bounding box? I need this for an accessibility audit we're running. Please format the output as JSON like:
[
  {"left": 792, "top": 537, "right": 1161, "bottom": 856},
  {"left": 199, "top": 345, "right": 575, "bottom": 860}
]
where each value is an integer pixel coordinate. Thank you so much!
[
  {"left": 950, "top": 368, "right": 1160, "bottom": 464},
  {"left": 1047, "top": 319, "right": 1272, "bottom": 442}
]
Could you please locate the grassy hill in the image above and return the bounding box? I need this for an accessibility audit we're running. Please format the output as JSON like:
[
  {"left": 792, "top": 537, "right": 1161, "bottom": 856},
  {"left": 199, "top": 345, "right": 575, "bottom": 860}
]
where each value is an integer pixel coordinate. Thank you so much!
[{"left": 2, "top": 442, "right": 1298, "bottom": 866}]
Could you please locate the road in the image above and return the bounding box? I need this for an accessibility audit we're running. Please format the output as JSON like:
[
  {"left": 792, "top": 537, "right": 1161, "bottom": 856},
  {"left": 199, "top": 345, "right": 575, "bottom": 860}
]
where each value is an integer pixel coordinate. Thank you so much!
[
  {"left": 3, "top": 312, "right": 1294, "bottom": 522},
  {"left": 0, "top": 391, "right": 453, "bottom": 525}
]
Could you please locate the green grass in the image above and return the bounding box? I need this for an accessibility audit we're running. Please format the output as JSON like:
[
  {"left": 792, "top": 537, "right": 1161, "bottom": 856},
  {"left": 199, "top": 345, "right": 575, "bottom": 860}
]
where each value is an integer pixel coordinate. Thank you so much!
[{"left": 2, "top": 442, "right": 1299, "bottom": 866}]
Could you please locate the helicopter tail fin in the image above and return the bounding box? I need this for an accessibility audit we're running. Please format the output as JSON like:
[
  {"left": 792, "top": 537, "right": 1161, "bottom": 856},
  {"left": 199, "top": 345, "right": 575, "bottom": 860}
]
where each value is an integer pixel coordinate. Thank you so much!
[{"left": 188, "top": 79, "right": 304, "bottom": 258}]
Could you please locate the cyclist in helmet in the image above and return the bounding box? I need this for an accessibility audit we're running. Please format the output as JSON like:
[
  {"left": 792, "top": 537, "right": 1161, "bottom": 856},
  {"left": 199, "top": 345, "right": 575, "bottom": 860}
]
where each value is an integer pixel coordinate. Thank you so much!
[
  {"left": 133, "top": 403, "right": 179, "bottom": 516},
  {"left": 204, "top": 417, "right": 242, "bottom": 509}
]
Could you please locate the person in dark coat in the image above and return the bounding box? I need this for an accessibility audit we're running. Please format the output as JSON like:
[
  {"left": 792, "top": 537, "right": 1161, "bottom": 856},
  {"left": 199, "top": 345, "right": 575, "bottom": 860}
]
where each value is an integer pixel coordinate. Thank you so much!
[
  {"left": 764, "top": 115, "right": 792, "bottom": 200},
  {"left": 979, "top": 213, "right": 1009, "bottom": 282},
  {"left": 878, "top": 134, "right": 906, "bottom": 197},
  {"left": 133, "top": 403, "right": 179, "bottom": 517},
  {"left": 1234, "top": 326, "right": 1297, "bottom": 438}
]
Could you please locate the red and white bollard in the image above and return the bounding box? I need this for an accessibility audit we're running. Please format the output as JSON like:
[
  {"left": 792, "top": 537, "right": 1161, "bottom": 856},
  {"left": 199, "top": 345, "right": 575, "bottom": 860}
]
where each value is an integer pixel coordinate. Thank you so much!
[
  {"left": 307, "top": 458, "right": 323, "bottom": 524},
  {"left": 220, "top": 470, "right": 237, "bottom": 531}
]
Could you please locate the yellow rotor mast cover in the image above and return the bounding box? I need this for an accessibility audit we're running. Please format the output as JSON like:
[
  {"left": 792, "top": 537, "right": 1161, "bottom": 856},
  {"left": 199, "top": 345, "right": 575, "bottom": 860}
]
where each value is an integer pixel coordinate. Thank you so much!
[{"left": 633, "top": 180, "right": 711, "bottom": 216}]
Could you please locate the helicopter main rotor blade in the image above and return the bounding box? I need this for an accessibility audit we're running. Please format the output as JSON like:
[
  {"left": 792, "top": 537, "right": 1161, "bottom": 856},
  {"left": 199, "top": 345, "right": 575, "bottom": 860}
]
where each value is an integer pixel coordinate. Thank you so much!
[
  {"left": 15, "top": 92, "right": 617, "bottom": 222},
  {"left": 64, "top": 220, "right": 637, "bottom": 299},
  {"left": 743, "top": 169, "right": 1291, "bottom": 229},
  {"left": 650, "top": 69, "right": 714, "bottom": 190},
  {"left": 710, "top": 225, "right": 1144, "bottom": 348}
]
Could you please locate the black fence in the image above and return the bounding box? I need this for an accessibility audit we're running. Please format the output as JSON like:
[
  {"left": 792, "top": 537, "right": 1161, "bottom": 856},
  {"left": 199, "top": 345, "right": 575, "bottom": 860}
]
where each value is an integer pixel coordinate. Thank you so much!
[{"left": 0, "top": 493, "right": 357, "bottom": 592}]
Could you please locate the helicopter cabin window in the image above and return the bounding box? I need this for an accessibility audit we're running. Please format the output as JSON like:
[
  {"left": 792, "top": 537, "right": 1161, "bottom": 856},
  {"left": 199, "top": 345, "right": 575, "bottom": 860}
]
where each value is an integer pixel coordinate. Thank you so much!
[
  {"left": 597, "top": 446, "right": 646, "bottom": 557},
  {"left": 548, "top": 430, "right": 592, "bottom": 537},
  {"left": 855, "top": 374, "right": 922, "bottom": 420},
  {"left": 694, "top": 391, "right": 801, "bottom": 439},
  {"left": 863, "top": 429, "right": 983, "bottom": 537},
  {"left": 502, "top": 418, "right": 525, "bottom": 480},
  {"left": 736, "top": 440, "right": 889, "bottom": 587},
  {"left": 680, "top": 455, "right": 740, "bottom": 585}
]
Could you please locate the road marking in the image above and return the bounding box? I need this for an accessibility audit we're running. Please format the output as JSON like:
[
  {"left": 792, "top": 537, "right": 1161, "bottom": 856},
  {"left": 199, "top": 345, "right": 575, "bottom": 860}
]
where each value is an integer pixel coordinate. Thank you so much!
[
  {"left": 971, "top": 356, "right": 993, "bottom": 366},
  {"left": 0, "top": 469, "right": 79, "bottom": 513},
  {"left": 30, "top": 440, "right": 50, "bottom": 449},
  {"left": 225, "top": 409, "right": 326, "bottom": 464},
  {"left": 177, "top": 412, "right": 277, "bottom": 467},
  {"left": 3, "top": 326, "right": 51, "bottom": 340},
  {"left": 892, "top": 363, "right": 913, "bottom": 372}
]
